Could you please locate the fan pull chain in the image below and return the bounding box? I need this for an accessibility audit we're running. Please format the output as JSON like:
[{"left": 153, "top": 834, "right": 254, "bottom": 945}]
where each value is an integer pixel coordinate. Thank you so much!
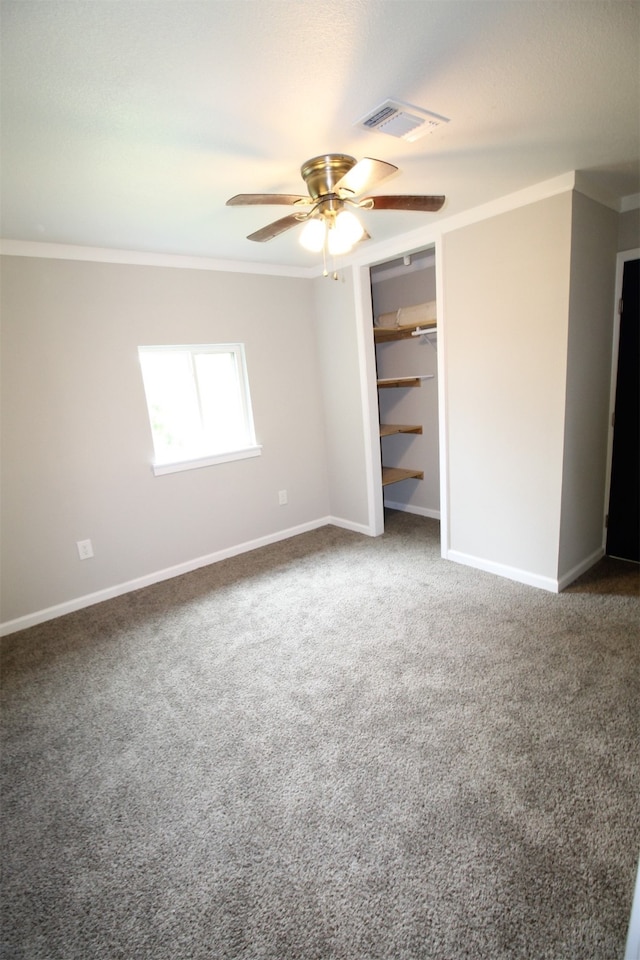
[{"left": 321, "top": 234, "right": 340, "bottom": 280}]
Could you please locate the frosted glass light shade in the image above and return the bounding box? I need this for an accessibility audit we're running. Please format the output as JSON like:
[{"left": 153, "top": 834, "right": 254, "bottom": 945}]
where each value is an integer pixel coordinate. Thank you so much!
[
  {"left": 327, "top": 226, "right": 353, "bottom": 256},
  {"left": 335, "top": 210, "right": 364, "bottom": 245},
  {"left": 300, "top": 210, "right": 364, "bottom": 257},
  {"left": 299, "top": 217, "right": 326, "bottom": 252}
]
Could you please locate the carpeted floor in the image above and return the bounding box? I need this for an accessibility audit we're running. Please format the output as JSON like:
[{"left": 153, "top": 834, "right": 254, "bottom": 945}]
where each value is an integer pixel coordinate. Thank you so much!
[{"left": 1, "top": 511, "right": 639, "bottom": 959}]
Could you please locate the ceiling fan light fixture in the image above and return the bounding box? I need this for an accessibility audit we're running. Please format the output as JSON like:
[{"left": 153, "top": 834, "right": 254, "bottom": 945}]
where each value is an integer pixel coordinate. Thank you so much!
[
  {"left": 299, "top": 217, "right": 326, "bottom": 252},
  {"left": 334, "top": 209, "right": 364, "bottom": 246},
  {"left": 228, "top": 153, "right": 445, "bottom": 264},
  {"left": 299, "top": 209, "right": 364, "bottom": 257},
  {"left": 327, "top": 224, "right": 353, "bottom": 257}
]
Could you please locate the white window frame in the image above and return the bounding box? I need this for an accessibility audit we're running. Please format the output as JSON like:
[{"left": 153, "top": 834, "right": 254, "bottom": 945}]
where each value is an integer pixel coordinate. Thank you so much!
[{"left": 138, "top": 343, "right": 261, "bottom": 476}]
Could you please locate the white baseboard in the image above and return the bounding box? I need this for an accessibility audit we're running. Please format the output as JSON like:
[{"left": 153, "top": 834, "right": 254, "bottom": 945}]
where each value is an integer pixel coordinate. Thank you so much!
[
  {"left": 446, "top": 549, "right": 560, "bottom": 593},
  {"left": 1, "top": 520, "right": 604, "bottom": 637},
  {"left": 625, "top": 858, "right": 640, "bottom": 960},
  {"left": 383, "top": 499, "right": 441, "bottom": 520},
  {"left": 557, "top": 547, "right": 605, "bottom": 591},
  {"left": 446, "top": 545, "right": 605, "bottom": 594},
  {"left": 327, "top": 515, "right": 376, "bottom": 536},
  {"left": 1, "top": 516, "right": 360, "bottom": 637}
]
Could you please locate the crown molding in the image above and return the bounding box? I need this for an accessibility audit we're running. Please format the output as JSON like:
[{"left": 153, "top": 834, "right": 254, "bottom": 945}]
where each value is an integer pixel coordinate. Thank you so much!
[
  {"left": 0, "top": 239, "right": 315, "bottom": 278},
  {"left": 349, "top": 172, "right": 578, "bottom": 271},
  {"left": 2, "top": 171, "right": 631, "bottom": 275},
  {"left": 620, "top": 193, "right": 640, "bottom": 213}
]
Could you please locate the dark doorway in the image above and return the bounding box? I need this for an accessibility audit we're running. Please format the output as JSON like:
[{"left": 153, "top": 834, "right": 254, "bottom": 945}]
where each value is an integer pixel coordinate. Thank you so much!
[{"left": 606, "top": 258, "right": 639, "bottom": 562}]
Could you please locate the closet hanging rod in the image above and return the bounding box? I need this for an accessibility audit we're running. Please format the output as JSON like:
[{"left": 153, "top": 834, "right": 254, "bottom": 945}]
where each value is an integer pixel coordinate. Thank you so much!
[{"left": 410, "top": 326, "right": 438, "bottom": 338}]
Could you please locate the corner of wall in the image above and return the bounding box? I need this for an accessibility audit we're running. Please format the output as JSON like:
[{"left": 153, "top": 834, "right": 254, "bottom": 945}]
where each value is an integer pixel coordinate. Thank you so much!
[{"left": 557, "top": 191, "right": 618, "bottom": 580}]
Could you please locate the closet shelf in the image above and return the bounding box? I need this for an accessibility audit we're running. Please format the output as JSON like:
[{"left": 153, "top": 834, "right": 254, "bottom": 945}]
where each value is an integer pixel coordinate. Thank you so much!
[
  {"left": 380, "top": 423, "right": 423, "bottom": 437},
  {"left": 382, "top": 466, "right": 424, "bottom": 486},
  {"left": 374, "top": 323, "right": 436, "bottom": 343},
  {"left": 377, "top": 375, "right": 434, "bottom": 389}
]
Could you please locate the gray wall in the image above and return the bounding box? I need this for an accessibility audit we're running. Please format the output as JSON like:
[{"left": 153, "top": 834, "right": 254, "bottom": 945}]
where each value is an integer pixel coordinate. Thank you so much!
[
  {"left": 442, "top": 193, "right": 573, "bottom": 583},
  {"left": 558, "top": 192, "right": 618, "bottom": 578},
  {"left": 312, "top": 270, "right": 371, "bottom": 529},
  {"left": 2, "top": 188, "right": 633, "bottom": 625},
  {"left": 0, "top": 256, "right": 329, "bottom": 624},
  {"left": 618, "top": 208, "right": 640, "bottom": 251}
]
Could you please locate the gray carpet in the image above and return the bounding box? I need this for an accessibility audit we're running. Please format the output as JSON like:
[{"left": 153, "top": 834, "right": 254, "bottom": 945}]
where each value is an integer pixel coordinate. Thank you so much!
[{"left": 1, "top": 511, "right": 639, "bottom": 959}]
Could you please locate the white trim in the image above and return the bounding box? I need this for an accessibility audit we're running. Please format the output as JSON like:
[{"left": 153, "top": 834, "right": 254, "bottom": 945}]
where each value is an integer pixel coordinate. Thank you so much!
[
  {"left": 327, "top": 514, "right": 375, "bottom": 536},
  {"left": 434, "top": 235, "right": 450, "bottom": 561},
  {"left": 447, "top": 550, "right": 560, "bottom": 593},
  {"left": 573, "top": 172, "right": 620, "bottom": 212},
  {"left": 138, "top": 341, "right": 259, "bottom": 475},
  {"left": 625, "top": 858, "right": 640, "bottom": 960},
  {"left": 383, "top": 499, "right": 440, "bottom": 520},
  {"left": 436, "top": 172, "right": 577, "bottom": 237},
  {"left": 0, "top": 238, "right": 315, "bottom": 278},
  {"left": 603, "top": 249, "right": 640, "bottom": 549},
  {"left": 0, "top": 516, "right": 362, "bottom": 637},
  {"left": 4, "top": 172, "right": 629, "bottom": 279},
  {"left": 448, "top": 547, "right": 604, "bottom": 593},
  {"left": 350, "top": 172, "right": 578, "bottom": 271},
  {"left": 352, "top": 264, "right": 385, "bottom": 537},
  {"left": 2, "top": 172, "right": 578, "bottom": 276},
  {"left": 0, "top": 523, "right": 607, "bottom": 638},
  {"left": 557, "top": 547, "right": 605, "bottom": 591},
  {"left": 620, "top": 194, "right": 640, "bottom": 214},
  {"left": 151, "top": 444, "right": 262, "bottom": 476}
]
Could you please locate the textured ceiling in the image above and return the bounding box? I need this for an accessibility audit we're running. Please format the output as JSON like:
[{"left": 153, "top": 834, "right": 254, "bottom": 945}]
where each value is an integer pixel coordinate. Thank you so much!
[{"left": 1, "top": 0, "right": 639, "bottom": 268}]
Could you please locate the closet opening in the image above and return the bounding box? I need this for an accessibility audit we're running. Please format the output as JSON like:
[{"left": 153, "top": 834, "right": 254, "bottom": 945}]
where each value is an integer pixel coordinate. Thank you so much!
[{"left": 369, "top": 247, "right": 441, "bottom": 536}]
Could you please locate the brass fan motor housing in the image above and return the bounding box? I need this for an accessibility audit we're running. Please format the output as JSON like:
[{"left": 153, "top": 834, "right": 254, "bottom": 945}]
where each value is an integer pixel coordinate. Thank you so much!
[{"left": 300, "top": 154, "right": 357, "bottom": 200}]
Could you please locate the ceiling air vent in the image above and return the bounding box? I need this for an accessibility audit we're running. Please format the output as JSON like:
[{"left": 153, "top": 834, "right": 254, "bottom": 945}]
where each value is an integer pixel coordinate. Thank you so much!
[{"left": 355, "top": 99, "right": 449, "bottom": 142}]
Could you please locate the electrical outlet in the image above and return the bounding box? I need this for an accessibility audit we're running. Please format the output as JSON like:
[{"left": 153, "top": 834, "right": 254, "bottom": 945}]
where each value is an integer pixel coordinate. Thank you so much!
[
  {"left": 278, "top": 489, "right": 288, "bottom": 505},
  {"left": 76, "top": 539, "right": 94, "bottom": 560}
]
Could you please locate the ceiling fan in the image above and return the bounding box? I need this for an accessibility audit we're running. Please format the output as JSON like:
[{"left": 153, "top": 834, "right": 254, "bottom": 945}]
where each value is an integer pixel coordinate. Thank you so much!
[{"left": 226, "top": 154, "right": 445, "bottom": 258}]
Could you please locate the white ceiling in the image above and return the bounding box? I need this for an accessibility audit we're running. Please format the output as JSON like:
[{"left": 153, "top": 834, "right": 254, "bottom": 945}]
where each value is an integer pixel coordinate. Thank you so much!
[{"left": 1, "top": 0, "right": 639, "bottom": 269}]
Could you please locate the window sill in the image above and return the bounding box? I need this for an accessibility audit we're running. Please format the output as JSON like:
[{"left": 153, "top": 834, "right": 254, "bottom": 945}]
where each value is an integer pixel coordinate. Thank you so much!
[{"left": 151, "top": 445, "right": 262, "bottom": 476}]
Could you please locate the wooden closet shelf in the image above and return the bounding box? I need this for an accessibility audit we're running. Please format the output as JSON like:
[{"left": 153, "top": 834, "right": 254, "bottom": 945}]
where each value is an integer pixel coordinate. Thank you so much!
[
  {"left": 379, "top": 423, "right": 423, "bottom": 437},
  {"left": 382, "top": 466, "right": 424, "bottom": 486},
  {"left": 374, "top": 323, "right": 436, "bottom": 343},
  {"left": 377, "top": 375, "right": 433, "bottom": 388}
]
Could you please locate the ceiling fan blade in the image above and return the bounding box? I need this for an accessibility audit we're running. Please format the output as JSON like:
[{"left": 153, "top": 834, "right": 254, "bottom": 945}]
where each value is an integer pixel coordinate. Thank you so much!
[
  {"left": 226, "top": 194, "right": 310, "bottom": 207},
  {"left": 334, "top": 158, "right": 398, "bottom": 198},
  {"left": 246, "top": 213, "right": 306, "bottom": 242},
  {"left": 365, "top": 194, "right": 446, "bottom": 212}
]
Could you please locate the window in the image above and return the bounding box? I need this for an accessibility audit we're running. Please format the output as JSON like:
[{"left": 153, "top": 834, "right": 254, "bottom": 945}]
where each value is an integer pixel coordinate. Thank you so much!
[{"left": 138, "top": 343, "right": 261, "bottom": 475}]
